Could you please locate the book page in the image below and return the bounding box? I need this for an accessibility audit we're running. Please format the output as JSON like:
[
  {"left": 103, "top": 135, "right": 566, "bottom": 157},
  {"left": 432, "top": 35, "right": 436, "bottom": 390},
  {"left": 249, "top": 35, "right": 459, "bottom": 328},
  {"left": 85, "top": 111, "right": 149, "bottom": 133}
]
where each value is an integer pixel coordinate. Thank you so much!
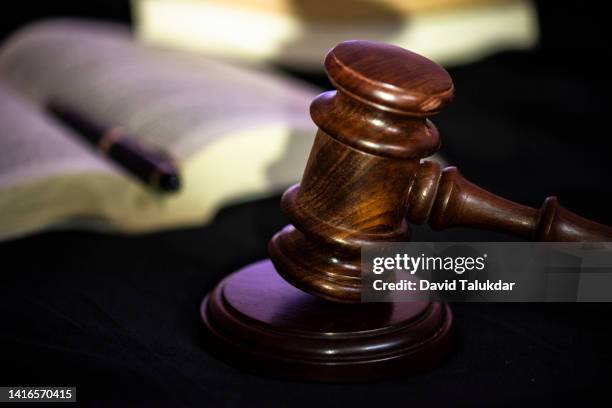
[
  {"left": 0, "top": 19, "right": 317, "bottom": 163},
  {"left": 0, "top": 81, "right": 116, "bottom": 189}
]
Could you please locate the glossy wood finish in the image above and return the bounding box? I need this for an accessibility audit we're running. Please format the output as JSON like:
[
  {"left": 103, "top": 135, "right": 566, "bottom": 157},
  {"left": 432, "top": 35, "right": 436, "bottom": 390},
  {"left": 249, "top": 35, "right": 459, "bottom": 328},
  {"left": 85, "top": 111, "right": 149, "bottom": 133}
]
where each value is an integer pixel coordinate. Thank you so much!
[
  {"left": 201, "top": 260, "right": 452, "bottom": 382},
  {"left": 326, "top": 40, "right": 454, "bottom": 116},
  {"left": 270, "top": 40, "right": 612, "bottom": 303},
  {"left": 407, "top": 161, "right": 612, "bottom": 241}
]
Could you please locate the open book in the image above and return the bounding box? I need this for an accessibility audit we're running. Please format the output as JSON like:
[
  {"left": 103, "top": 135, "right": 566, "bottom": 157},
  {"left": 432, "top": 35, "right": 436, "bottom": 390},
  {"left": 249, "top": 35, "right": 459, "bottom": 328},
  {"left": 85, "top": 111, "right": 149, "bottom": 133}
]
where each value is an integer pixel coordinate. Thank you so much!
[{"left": 0, "top": 20, "right": 319, "bottom": 241}]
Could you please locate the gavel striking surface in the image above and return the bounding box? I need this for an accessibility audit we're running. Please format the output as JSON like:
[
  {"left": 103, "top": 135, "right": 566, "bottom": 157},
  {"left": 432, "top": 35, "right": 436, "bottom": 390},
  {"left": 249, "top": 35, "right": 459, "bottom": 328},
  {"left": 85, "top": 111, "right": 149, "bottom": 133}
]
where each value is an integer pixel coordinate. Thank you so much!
[{"left": 201, "top": 260, "right": 452, "bottom": 382}]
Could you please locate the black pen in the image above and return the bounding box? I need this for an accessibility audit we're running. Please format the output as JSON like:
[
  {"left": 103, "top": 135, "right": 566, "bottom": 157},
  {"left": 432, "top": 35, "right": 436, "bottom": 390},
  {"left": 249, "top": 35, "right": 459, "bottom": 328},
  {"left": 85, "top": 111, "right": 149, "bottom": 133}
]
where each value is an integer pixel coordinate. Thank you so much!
[{"left": 47, "top": 101, "right": 181, "bottom": 193}]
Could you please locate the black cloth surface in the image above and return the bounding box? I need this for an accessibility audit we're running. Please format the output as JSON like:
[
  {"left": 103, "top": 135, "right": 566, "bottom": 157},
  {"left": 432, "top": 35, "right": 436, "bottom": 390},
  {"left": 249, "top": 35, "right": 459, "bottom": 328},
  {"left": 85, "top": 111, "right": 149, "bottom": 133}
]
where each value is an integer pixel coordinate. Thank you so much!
[
  {"left": 1, "top": 202, "right": 612, "bottom": 407},
  {"left": 1, "top": 203, "right": 612, "bottom": 407},
  {"left": 2, "top": 2, "right": 612, "bottom": 406}
]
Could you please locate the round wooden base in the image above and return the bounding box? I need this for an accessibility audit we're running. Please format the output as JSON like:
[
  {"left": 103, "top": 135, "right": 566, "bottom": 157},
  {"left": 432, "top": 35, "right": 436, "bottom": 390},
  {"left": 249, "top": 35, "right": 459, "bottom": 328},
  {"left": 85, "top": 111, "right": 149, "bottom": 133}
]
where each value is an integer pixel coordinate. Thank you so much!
[{"left": 200, "top": 260, "right": 453, "bottom": 382}]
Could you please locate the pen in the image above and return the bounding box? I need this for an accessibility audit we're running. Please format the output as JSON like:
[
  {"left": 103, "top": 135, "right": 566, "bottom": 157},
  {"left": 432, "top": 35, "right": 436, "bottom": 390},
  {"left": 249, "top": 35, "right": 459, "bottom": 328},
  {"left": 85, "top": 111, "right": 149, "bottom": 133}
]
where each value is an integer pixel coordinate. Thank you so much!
[{"left": 47, "top": 101, "right": 181, "bottom": 193}]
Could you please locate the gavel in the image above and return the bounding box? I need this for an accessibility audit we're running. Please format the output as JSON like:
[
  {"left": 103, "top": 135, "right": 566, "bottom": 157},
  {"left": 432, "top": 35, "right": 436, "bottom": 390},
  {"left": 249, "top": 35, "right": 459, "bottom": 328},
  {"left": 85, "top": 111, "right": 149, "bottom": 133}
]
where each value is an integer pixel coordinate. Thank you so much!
[
  {"left": 269, "top": 40, "right": 612, "bottom": 304},
  {"left": 201, "top": 40, "right": 612, "bottom": 382}
]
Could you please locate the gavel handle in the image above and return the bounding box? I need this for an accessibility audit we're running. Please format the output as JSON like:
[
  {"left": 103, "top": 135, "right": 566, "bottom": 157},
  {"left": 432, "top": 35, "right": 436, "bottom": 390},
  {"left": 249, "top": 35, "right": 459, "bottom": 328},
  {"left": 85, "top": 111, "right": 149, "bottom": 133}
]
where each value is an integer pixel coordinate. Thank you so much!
[{"left": 407, "top": 160, "right": 612, "bottom": 241}]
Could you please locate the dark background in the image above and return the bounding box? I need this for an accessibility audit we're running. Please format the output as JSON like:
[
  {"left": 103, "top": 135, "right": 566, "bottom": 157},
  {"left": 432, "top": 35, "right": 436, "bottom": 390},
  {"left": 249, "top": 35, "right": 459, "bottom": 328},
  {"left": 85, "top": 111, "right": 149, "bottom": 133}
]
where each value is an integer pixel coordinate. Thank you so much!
[{"left": 1, "top": 1, "right": 611, "bottom": 406}]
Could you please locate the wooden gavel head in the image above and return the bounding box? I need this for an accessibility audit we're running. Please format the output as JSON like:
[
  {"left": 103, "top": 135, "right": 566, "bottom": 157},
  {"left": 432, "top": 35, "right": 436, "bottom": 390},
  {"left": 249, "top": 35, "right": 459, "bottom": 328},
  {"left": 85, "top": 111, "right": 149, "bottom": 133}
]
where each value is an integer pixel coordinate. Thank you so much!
[{"left": 269, "top": 40, "right": 612, "bottom": 304}]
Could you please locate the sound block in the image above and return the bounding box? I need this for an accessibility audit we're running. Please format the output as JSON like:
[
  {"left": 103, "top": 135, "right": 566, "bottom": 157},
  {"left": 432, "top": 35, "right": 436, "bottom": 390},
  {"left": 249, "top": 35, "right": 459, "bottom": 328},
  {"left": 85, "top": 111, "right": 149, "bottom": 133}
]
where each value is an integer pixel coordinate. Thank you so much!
[{"left": 200, "top": 260, "right": 453, "bottom": 382}]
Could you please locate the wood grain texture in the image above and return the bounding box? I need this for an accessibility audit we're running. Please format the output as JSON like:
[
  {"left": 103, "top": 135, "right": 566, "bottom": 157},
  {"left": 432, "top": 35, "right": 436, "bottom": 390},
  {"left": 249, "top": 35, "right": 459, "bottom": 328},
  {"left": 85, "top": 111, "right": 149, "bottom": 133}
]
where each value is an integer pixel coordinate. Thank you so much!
[{"left": 326, "top": 40, "right": 454, "bottom": 116}]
